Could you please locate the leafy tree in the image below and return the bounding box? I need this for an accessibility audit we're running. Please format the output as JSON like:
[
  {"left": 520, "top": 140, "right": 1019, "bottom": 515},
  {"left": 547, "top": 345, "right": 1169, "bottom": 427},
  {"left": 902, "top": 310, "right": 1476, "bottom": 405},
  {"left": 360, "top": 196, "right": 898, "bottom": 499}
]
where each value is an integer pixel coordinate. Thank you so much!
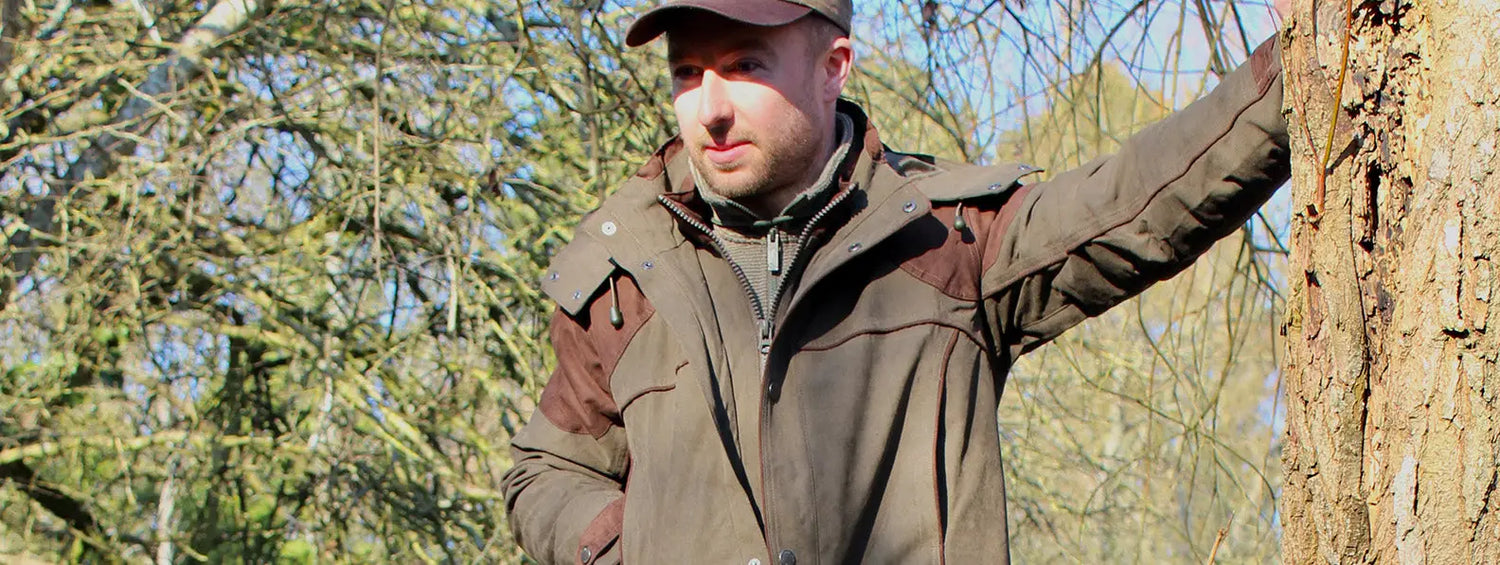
[{"left": 0, "top": 0, "right": 1290, "bottom": 562}]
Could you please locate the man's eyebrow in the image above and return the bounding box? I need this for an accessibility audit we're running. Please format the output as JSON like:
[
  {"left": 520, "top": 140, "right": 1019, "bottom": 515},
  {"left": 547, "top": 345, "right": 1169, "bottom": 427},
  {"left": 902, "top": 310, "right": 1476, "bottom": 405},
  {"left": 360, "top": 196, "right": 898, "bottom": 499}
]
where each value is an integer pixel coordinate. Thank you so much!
[{"left": 668, "top": 36, "right": 775, "bottom": 64}]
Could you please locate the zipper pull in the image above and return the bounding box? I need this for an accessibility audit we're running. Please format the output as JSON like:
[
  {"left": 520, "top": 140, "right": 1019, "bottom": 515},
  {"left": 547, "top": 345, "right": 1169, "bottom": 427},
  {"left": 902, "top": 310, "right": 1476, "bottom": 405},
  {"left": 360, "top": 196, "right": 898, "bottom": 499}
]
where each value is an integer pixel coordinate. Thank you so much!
[
  {"left": 758, "top": 318, "right": 773, "bottom": 357},
  {"left": 767, "top": 229, "right": 782, "bottom": 276}
]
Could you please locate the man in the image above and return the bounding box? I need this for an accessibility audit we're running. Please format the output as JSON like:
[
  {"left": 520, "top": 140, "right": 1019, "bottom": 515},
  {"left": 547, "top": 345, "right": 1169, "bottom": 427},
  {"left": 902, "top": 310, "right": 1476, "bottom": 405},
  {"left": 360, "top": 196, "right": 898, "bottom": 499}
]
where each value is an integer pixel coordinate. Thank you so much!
[{"left": 502, "top": 1, "right": 1290, "bottom": 563}]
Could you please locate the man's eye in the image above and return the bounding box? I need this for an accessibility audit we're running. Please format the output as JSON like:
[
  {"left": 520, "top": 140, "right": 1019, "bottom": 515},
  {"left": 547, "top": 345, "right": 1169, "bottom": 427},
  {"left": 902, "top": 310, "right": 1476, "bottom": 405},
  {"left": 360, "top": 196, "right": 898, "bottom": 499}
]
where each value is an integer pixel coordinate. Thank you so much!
[
  {"left": 728, "top": 60, "right": 763, "bottom": 74},
  {"left": 672, "top": 66, "right": 701, "bottom": 80}
]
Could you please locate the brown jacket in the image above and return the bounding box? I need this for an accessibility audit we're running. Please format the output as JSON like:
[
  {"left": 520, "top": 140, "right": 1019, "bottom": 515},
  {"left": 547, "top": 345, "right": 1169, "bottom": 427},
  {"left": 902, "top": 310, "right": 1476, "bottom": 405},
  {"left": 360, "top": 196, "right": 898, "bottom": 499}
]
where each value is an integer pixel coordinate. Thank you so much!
[{"left": 502, "top": 39, "right": 1288, "bottom": 565}]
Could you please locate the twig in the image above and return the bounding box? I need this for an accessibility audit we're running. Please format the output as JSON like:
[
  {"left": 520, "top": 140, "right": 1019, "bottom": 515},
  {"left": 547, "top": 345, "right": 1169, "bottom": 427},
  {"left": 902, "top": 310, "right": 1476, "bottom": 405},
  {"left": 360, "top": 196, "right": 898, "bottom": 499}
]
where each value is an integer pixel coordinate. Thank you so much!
[
  {"left": 1205, "top": 512, "right": 1235, "bottom": 563},
  {"left": 0, "top": 0, "right": 24, "bottom": 73},
  {"left": 154, "top": 457, "right": 180, "bottom": 565},
  {"left": 1309, "top": 0, "right": 1356, "bottom": 225},
  {"left": 113, "top": 0, "right": 164, "bottom": 43},
  {"left": 36, "top": 0, "right": 74, "bottom": 40}
]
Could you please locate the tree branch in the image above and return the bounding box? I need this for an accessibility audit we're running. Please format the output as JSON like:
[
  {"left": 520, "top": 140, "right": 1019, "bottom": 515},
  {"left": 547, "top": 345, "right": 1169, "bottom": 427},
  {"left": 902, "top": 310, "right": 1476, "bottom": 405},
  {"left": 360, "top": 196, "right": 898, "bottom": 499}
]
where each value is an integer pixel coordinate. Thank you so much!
[
  {"left": 0, "top": 460, "right": 100, "bottom": 537},
  {"left": 0, "top": 0, "right": 23, "bottom": 75},
  {"left": 8, "top": 0, "right": 270, "bottom": 274}
]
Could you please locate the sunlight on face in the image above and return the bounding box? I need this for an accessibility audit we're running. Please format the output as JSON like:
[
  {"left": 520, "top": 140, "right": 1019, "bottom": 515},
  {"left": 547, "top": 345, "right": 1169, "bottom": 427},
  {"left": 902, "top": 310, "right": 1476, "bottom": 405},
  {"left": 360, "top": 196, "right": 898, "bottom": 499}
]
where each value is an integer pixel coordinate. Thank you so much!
[{"left": 666, "top": 15, "right": 844, "bottom": 207}]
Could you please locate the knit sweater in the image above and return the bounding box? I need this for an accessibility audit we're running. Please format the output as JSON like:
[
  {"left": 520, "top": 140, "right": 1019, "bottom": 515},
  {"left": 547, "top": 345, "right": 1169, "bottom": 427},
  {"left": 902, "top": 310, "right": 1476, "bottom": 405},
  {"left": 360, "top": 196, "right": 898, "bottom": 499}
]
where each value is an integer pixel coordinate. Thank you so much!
[{"left": 693, "top": 113, "right": 856, "bottom": 317}]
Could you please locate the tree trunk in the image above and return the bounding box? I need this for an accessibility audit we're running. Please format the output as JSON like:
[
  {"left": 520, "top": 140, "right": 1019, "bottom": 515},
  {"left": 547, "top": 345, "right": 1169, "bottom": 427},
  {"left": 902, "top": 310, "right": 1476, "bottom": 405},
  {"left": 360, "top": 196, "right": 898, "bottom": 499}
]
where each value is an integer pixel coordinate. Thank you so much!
[{"left": 1281, "top": 0, "right": 1500, "bottom": 563}]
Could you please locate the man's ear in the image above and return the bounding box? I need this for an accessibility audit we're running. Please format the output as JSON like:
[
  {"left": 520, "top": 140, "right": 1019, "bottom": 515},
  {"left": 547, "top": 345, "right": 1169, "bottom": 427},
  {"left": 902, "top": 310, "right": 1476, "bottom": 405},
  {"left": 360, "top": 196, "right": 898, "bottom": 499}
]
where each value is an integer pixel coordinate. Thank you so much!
[{"left": 823, "top": 36, "right": 854, "bottom": 103}]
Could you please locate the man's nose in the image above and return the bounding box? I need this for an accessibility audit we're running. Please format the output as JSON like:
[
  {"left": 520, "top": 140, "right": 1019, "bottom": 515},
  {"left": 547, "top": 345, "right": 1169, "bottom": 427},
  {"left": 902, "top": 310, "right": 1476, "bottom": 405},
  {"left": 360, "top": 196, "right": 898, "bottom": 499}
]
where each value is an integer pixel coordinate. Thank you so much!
[{"left": 696, "top": 70, "right": 733, "bottom": 133}]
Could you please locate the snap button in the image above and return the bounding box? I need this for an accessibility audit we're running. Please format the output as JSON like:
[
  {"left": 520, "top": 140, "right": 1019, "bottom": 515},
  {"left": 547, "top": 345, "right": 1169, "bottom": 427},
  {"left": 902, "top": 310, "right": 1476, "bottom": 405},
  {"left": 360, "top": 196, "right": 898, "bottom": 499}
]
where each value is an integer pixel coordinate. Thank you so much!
[
  {"left": 778, "top": 549, "right": 797, "bottom": 565},
  {"left": 748, "top": 560, "right": 762, "bottom": 565},
  {"left": 766, "top": 380, "right": 780, "bottom": 401},
  {"left": 987, "top": 183, "right": 1004, "bottom": 191},
  {"left": 642, "top": 260, "right": 654, "bottom": 270},
  {"left": 572, "top": 290, "right": 583, "bottom": 300},
  {"left": 580, "top": 546, "right": 593, "bottom": 563},
  {"left": 902, "top": 200, "right": 916, "bottom": 213},
  {"left": 548, "top": 272, "right": 560, "bottom": 281},
  {"left": 847, "top": 242, "right": 862, "bottom": 253},
  {"left": 601, "top": 221, "right": 618, "bottom": 236}
]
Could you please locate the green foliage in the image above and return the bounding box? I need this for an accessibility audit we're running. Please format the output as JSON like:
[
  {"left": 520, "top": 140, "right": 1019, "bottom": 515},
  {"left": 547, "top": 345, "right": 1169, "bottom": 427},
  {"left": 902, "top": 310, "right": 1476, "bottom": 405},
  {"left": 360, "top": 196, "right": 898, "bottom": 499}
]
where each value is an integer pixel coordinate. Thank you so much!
[
  {"left": 1, "top": 0, "right": 663, "bottom": 561},
  {"left": 0, "top": 0, "right": 1285, "bottom": 562}
]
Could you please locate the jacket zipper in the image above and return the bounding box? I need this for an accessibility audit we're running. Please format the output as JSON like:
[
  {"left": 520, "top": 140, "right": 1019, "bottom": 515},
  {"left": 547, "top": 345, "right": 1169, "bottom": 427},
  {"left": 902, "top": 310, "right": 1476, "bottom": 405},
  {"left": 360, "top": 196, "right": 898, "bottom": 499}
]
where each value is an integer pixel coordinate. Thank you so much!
[
  {"left": 657, "top": 197, "right": 775, "bottom": 364},
  {"left": 660, "top": 188, "right": 854, "bottom": 559},
  {"left": 765, "top": 188, "right": 853, "bottom": 326},
  {"left": 658, "top": 188, "right": 854, "bottom": 364}
]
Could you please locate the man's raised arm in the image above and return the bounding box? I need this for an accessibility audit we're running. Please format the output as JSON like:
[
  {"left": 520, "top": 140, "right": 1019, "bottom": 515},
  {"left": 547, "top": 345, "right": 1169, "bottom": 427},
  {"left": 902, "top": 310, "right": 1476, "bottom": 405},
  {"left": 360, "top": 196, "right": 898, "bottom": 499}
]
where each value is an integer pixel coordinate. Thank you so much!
[{"left": 977, "top": 37, "right": 1291, "bottom": 354}]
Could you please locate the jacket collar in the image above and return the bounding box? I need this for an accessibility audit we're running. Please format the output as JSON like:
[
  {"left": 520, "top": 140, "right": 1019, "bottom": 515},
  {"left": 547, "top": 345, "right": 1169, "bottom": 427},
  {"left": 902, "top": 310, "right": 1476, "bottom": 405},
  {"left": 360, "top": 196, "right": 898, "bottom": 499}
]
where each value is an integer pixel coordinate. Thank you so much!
[{"left": 581, "top": 99, "right": 907, "bottom": 273}]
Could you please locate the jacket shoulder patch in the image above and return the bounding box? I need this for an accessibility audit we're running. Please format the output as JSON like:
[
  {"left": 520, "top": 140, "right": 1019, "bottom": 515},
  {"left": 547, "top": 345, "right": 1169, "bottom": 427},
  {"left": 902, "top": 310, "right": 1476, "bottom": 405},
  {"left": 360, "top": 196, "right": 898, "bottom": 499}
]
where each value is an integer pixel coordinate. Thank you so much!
[
  {"left": 540, "top": 230, "right": 616, "bottom": 316},
  {"left": 915, "top": 162, "right": 1043, "bottom": 202}
]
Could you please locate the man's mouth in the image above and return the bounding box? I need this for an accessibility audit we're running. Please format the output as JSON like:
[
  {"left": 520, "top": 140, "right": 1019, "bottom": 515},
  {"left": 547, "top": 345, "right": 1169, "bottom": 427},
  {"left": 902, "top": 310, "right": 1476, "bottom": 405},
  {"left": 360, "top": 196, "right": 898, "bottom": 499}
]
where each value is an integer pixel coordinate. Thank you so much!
[{"left": 703, "top": 141, "right": 750, "bottom": 166}]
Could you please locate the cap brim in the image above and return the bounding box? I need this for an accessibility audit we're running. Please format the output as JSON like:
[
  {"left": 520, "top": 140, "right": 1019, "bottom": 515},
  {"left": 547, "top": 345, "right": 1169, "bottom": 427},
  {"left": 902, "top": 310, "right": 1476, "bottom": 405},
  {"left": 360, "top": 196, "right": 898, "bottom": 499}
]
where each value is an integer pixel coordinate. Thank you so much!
[{"left": 625, "top": 1, "right": 813, "bottom": 47}]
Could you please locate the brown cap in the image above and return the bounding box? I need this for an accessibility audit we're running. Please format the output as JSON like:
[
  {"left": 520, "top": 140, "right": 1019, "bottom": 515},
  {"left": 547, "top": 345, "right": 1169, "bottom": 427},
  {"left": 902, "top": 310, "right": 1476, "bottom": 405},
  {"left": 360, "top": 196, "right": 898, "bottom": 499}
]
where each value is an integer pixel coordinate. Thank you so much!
[{"left": 625, "top": 0, "right": 854, "bottom": 47}]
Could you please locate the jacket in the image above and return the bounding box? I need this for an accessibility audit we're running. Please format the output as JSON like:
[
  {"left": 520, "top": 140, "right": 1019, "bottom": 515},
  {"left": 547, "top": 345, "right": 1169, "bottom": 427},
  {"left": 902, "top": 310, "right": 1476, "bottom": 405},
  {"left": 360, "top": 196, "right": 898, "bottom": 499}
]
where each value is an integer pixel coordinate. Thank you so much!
[{"left": 502, "top": 38, "right": 1289, "bottom": 565}]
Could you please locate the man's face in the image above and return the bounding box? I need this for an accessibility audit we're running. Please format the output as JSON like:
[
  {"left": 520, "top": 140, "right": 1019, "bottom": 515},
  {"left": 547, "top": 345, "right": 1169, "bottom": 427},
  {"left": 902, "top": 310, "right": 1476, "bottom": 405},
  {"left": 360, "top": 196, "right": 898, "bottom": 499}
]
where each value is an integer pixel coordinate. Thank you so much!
[{"left": 667, "top": 15, "right": 846, "bottom": 203}]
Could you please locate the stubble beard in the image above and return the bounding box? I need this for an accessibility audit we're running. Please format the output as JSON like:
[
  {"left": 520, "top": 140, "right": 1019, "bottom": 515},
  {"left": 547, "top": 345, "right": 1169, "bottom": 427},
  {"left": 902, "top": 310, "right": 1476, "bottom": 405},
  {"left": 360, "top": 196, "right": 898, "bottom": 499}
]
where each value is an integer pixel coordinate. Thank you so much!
[{"left": 692, "top": 119, "right": 821, "bottom": 203}]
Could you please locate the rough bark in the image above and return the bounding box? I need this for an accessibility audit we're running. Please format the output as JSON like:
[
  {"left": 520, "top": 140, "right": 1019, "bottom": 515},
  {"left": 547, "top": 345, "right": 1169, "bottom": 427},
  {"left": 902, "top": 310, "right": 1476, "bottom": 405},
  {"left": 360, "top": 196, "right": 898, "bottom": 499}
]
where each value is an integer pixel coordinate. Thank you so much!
[{"left": 1282, "top": 0, "right": 1500, "bottom": 563}]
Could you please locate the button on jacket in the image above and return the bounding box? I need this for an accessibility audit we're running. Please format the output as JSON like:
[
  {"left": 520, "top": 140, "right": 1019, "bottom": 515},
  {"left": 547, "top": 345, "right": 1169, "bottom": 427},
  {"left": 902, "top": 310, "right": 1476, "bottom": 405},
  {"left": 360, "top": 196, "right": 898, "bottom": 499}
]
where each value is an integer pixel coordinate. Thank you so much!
[{"left": 502, "top": 38, "right": 1290, "bottom": 565}]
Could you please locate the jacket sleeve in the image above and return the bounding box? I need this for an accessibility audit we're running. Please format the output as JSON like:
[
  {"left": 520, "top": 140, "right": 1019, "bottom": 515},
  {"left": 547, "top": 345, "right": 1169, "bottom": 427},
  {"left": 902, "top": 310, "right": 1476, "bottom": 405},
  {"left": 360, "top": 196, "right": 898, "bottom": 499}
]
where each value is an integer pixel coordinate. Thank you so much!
[
  {"left": 980, "top": 37, "right": 1290, "bottom": 355},
  {"left": 502, "top": 301, "right": 637, "bottom": 565}
]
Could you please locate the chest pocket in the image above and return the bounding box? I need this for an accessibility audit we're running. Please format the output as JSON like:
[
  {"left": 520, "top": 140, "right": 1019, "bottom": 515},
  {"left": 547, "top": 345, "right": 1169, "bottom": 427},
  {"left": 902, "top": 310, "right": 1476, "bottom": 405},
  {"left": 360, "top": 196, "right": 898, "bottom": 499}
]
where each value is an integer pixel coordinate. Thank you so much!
[{"left": 611, "top": 316, "right": 683, "bottom": 416}]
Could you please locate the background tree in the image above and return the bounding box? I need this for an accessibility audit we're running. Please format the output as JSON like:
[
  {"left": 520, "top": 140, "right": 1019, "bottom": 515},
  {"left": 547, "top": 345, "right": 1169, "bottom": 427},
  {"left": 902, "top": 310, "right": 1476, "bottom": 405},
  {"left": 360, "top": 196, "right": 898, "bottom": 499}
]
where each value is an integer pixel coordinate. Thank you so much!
[
  {"left": 1280, "top": 0, "right": 1500, "bottom": 562},
  {"left": 0, "top": 0, "right": 1288, "bottom": 562},
  {"left": 993, "top": 64, "right": 1284, "bottom": 563},
  {"left": 1, "top": 1, "right": 662, "bottom": 561}
]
